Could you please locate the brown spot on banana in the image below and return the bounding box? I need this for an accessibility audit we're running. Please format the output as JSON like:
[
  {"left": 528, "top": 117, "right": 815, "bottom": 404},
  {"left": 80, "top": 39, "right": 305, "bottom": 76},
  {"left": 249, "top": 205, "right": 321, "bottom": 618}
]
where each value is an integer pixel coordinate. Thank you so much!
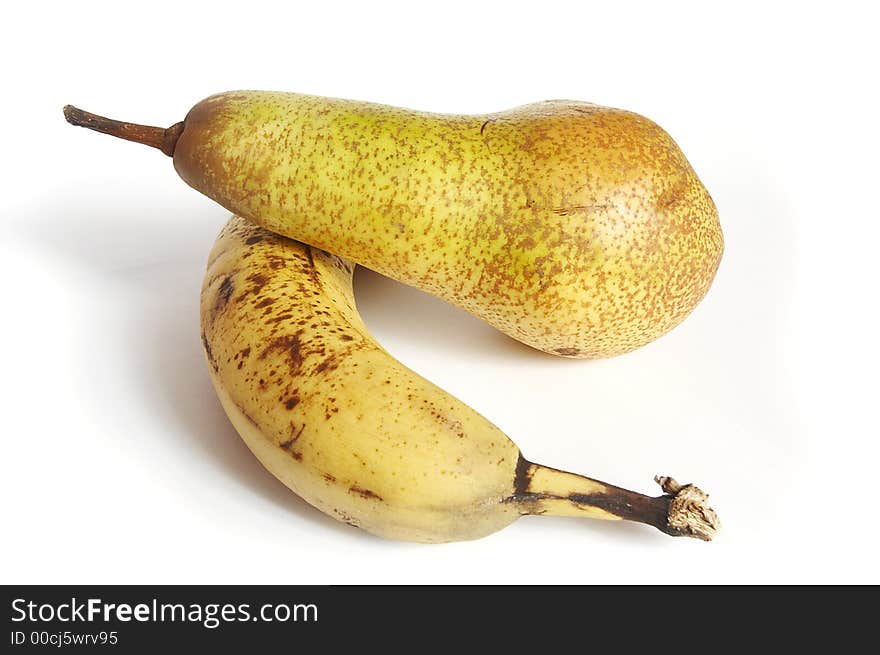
[
  {"left": 201, "top": 331, "right": 218, "bottom": 372},
  {"left": 244, "top": 273, "right": 269, "bottom": 299},
  {"left": 259, "top": 332, "right": 306, "bottom": 375},
  {"left": 349, "top": 486, "right": 383, "bottom": 501},
  {"left": 217, "top": 276, "right": 234, "bottom": 307},
  {"left": 314, "top": 357, "right": 339, "bottom": 374},
  {"left": 279, "top": 438, "right": 303, "bottom": 461}
]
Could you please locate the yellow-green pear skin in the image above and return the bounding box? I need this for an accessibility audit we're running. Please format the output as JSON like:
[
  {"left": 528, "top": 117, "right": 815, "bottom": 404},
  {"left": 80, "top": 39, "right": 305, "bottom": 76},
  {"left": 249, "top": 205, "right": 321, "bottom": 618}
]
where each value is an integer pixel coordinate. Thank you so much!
[
  {"left": 177, "top": 92, "right": 723, "bottom": 358},
  {"left": 175, "top": 92, "right": 722, "bottom": 358}
]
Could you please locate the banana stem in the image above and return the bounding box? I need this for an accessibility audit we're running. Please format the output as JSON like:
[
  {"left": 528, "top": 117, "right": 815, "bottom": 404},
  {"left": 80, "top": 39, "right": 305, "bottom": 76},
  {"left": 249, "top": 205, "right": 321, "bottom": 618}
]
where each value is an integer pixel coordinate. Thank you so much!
[
  {"left": 509, "top": 457, "right": 720, "bottom": 541},
  {"left": 63, "top": 105, "right": 183, "bottom": 157}
]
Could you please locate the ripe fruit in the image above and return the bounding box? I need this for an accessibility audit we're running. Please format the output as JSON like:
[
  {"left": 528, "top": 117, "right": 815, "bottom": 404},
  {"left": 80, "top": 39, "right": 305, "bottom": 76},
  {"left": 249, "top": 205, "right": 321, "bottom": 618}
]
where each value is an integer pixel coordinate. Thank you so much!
[
  {"left": 65, "top": 92, "right": 723, "bottom": 358},
  {"left": 200, "top": 215, "right": 719, "bottom": 542}
]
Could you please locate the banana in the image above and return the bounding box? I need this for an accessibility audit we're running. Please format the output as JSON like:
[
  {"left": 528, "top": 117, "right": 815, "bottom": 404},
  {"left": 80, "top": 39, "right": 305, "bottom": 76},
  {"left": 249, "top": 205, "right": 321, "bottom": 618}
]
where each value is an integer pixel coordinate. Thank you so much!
[{"left": 201, "top": 216, "right": 719, "bottom": 543}]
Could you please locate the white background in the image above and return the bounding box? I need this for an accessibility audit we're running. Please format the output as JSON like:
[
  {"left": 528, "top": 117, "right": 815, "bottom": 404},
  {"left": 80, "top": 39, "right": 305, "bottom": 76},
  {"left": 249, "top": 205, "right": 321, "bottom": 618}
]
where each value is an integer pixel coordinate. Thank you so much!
[{"left": 2, "top": 1, "right": 877, "bottom": 584}]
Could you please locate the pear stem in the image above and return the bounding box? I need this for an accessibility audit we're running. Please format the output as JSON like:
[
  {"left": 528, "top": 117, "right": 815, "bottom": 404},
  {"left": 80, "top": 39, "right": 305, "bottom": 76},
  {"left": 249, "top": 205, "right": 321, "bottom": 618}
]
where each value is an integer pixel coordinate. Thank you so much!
[{"left": 63, "top": 105, "right": 183, "bottom": 157}]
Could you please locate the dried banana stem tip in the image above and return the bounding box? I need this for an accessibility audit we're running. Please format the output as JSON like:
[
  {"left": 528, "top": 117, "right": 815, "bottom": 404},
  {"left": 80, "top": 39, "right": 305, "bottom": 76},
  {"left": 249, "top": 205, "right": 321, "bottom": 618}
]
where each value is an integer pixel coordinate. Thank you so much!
[{"left": 655, "top": 475, "right": 721, "bottom": 541}]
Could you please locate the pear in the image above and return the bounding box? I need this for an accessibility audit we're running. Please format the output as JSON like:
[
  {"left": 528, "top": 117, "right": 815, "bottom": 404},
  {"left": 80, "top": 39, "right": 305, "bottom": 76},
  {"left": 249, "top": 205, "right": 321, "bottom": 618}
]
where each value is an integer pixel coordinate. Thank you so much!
[{"left": 64, "top": 92, "right": 722, "bottom": 358}]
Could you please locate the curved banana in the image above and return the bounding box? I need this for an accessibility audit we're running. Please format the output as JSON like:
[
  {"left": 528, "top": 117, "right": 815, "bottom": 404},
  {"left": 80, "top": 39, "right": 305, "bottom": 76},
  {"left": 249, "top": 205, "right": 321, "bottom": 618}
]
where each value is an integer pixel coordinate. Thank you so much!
[{"left": 201, "top": 216, "right": 719, "bottom": 543}]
